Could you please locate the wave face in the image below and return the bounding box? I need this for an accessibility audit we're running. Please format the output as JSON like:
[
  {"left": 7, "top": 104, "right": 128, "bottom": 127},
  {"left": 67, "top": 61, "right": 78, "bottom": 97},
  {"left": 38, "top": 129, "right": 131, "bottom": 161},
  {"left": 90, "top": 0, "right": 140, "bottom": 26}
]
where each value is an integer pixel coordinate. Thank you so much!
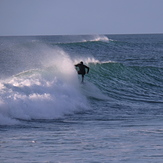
[
  {"left": 89, "top": 62, "right": 163, "bottom": 103},
  {"left": 0, "top": 34, "right": 163, "bottom": 125}
]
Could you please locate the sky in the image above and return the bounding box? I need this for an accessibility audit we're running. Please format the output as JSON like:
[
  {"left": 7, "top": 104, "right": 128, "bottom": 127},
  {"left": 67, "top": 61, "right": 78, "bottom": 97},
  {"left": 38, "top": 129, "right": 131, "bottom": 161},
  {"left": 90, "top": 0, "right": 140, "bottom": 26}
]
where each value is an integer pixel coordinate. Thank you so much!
[{"left": 0, "top": 0, "right": 163, "bottom": 36}]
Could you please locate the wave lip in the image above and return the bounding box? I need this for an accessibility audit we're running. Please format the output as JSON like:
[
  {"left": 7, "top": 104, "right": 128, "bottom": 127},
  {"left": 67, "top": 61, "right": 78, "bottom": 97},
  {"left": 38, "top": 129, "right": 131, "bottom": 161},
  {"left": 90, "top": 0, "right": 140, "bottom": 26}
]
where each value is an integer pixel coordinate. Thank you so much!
[
  {"left": 54, "top": 35, "right": 111, "bottom": 44},
  {"left": 82, "top": 35, "right": 110, "bottom": 43}
]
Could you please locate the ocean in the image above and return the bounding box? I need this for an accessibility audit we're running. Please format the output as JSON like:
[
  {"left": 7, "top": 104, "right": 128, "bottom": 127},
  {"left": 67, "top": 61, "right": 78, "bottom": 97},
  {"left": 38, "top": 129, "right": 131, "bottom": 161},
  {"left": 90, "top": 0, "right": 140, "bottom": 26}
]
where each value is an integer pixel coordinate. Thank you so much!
[{"left": 0, "top": 34, "right": 163, "bottom": 162}]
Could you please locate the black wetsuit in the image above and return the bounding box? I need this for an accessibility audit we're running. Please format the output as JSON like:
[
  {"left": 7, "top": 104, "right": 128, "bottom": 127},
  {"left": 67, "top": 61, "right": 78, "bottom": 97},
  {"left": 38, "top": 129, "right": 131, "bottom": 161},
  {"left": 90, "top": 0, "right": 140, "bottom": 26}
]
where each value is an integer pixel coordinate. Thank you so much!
[{"left": 75, "top": 62, "right": 89, "bottom": 82}]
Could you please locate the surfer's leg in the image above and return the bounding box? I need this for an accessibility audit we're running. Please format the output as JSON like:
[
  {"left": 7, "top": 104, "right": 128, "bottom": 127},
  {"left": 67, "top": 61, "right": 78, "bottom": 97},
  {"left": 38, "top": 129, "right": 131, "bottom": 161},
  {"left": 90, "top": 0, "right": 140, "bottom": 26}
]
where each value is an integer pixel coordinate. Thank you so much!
[{"left": 81, "top": 74, "right": 84, "bottom": 83}]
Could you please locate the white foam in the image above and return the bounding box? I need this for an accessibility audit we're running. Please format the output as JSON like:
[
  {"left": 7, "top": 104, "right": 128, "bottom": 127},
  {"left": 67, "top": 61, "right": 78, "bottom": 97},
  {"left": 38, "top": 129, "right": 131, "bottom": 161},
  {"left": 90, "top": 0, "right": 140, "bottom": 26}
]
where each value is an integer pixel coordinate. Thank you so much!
[
  {"left": 73, "top": 57, "right": 100, "bottom": 65},
  {"left": 0, "top": 48, "right": 90, "bottom": 125},
  {"left": 73, "top": 57, "right": 114, "bottom": 66},
  {"left": 89, "top": 35, "right": 110, "bottom": 42},
  {"left": 81, "top": 35, "right": 110, "bottom": 43}
]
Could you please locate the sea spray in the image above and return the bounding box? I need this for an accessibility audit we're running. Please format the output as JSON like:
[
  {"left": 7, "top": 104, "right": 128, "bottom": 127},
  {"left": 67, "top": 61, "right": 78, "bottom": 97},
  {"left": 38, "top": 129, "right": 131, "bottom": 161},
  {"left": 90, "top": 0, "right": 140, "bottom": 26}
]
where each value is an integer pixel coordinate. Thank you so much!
[
  {"left": 0, "top": 47, "right": 90, "bottom": 124},
  {"left": 0, "top": 37, "right": 115, "bottom": 125}
]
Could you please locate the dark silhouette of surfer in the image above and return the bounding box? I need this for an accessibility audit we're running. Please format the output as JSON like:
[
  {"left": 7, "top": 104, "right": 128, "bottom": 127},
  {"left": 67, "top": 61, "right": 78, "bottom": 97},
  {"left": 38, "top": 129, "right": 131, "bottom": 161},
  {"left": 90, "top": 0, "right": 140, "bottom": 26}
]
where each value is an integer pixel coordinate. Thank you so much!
[{"left": 75, "top": 61, "right": 89, "bottom": 83}]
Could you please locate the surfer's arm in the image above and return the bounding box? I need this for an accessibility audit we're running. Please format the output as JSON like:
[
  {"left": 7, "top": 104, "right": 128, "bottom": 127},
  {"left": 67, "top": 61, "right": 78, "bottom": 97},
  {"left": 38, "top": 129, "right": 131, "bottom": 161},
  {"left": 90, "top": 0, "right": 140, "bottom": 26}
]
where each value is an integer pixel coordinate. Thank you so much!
[
  {"left": 85, "top": 66, "right": 89, "bottom": 74},
  {"left": 74, "top": 64, "right": 80, "bottom": 73},
  {"left": 75, "top": 64, "right": 79, "bottom": 67}
]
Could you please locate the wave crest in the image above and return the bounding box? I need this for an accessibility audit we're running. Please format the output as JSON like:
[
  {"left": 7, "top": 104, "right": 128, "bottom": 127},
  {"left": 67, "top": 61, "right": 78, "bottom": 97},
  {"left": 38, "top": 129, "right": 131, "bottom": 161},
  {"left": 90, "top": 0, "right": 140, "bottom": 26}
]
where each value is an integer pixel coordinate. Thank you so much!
[{"left": 82, "top": 35, "right": 110, "bottom": 42}]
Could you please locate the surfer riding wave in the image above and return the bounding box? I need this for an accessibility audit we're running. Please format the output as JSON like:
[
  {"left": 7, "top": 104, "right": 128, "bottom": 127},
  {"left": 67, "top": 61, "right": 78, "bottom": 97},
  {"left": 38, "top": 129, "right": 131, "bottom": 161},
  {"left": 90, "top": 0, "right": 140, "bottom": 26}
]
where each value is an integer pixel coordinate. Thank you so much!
[{"left": 75, "top": 61, "right": 89, "bottom": 83}]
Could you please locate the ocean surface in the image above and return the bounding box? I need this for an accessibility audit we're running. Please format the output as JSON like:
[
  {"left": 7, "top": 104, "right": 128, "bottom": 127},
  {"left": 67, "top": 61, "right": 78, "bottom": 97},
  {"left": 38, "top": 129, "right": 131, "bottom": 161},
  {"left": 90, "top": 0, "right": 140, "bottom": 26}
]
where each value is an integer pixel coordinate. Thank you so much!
[{"left": 0, "top": 34, "right": 163, "bottom": 162}]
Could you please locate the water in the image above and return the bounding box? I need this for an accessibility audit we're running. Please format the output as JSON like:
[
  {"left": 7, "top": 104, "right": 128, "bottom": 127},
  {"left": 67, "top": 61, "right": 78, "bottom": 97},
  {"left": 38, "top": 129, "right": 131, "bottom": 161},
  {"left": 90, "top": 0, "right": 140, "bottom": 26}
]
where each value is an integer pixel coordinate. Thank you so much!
[{"left": 0, "top": 34, "right": 163, "bottom": 162}]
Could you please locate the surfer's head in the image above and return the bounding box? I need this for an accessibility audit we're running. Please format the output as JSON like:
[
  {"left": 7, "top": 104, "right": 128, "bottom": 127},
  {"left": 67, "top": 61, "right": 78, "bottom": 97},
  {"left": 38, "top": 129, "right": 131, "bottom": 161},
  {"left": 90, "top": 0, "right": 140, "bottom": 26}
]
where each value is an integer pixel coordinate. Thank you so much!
[{"left": 80, "top": 61, "right": 83, "bottom": 65}]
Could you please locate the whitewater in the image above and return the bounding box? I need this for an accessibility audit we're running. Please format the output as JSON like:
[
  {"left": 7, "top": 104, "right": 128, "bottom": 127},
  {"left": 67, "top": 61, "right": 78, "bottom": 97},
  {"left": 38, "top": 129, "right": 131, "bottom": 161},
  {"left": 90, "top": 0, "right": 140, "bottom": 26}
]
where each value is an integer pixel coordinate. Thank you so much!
[{"left": 0, "top": 34, "right": 163, "bottom": 162}]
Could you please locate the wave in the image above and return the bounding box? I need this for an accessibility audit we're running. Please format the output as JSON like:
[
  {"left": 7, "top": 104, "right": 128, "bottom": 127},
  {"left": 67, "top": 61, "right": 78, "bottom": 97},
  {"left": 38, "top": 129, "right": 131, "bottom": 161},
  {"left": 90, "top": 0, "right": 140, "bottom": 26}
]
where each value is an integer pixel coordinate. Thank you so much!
[
  {"left": 0, "top": 48, "right": 91, "bottom": 125},
  {"left": 1, "top": 36, "right": 162, "bottom": 125},
  {"left": 89, "top": 62, "right": 163, "bottom": 88},
  {"left": 82, "top": 35, "right": 110, "bottom": 43},
  {"left": 52, "top": 35, "right": 111, "bottom": 45},
  {"left": 0, "top": 44, "right": 110, "bottom": 125},
  {"left": 1, "top": 57, "right": 163, "bottom": 125},
  {"left": 88, "top": 62, "right": 163, "bottom": 104}
]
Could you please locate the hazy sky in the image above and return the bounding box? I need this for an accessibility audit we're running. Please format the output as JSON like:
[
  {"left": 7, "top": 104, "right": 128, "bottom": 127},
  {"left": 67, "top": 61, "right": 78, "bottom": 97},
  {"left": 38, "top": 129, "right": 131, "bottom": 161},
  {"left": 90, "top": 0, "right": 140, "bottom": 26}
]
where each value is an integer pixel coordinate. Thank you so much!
[{"left": 0, "top": 0, "right": 163, "bottom": 36}]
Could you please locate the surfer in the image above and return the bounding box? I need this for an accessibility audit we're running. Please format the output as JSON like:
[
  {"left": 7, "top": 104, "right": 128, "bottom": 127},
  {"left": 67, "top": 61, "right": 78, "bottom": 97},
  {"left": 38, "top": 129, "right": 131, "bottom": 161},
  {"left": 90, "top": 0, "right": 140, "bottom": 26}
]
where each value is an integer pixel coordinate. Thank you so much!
[{"left": 75, "top": 61, "right": 89, "bottom": 83}]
